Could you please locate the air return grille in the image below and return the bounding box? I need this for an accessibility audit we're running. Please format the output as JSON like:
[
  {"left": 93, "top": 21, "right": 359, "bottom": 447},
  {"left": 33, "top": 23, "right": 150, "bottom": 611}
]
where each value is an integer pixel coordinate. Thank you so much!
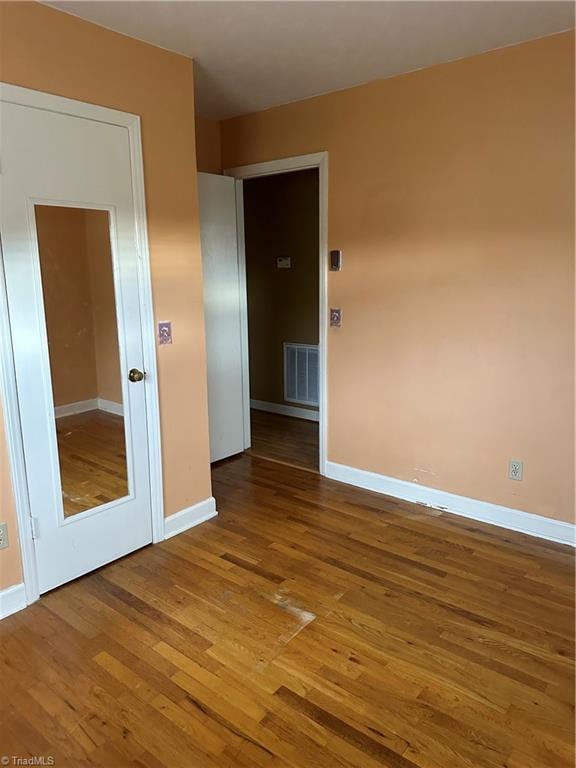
[{"left": 284, "top": 343, "right": 319, "bottom": 406}]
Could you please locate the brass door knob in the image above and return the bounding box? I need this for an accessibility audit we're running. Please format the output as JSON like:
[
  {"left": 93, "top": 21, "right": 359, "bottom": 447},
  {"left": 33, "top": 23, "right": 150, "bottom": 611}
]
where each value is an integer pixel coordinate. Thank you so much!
[{"left": 128, "top": 368, "right": 145, "bottom": 383}]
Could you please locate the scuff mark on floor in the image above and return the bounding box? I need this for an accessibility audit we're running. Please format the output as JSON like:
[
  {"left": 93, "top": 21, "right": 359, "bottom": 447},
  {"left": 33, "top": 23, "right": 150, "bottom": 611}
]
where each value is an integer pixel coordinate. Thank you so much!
[
  {"left": 272, "top": 592, "right": 316, "bottom": 624},
  {"left": 270, "top": 591, "right": 317, "bottom": 645}
]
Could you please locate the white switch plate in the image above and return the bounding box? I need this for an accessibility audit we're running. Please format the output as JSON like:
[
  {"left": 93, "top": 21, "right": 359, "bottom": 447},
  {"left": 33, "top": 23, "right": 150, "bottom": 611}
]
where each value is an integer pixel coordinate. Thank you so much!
[
  {"left": 508, "top": 459, "right": 523, "bottom": 481},
  {"left": 158, "top": 321, "right": 172, "bottom": 345},
  {"left": 330, "top": 308, "right": 342, "bottom": 327}
]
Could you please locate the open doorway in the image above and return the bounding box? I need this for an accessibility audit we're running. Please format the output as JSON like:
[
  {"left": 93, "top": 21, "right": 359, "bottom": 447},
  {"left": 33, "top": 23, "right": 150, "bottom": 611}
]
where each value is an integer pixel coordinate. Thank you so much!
[
  {"left": 200, "top": 153, "right": 327, "bottom": 475},
  {"left": 243, "top": 169, "right": 320, "bottom": 471}
]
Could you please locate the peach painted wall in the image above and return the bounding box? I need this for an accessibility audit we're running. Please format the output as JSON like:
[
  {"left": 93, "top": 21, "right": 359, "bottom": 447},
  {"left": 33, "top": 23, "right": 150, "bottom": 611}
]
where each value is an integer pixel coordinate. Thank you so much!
[
  {"left": 36, "top": 206, "right": 123, "bottom": 408},
  {"left": 0, "top": 402, "right": 23, "bottom": 590},
  {"left": 0, "top": 1, "right": 211, "bottom": 589},
  {"left": 195, "top": 116, "right": 222, "bottom": 173},
  {"left": 85, "top": 210, "right": 123, "bottom": 405},
  {"left": 222, "top": 31, "right": 575, "bottom": 523},
  {"left": 36, "top": 206, "right": 100, "bottom": 407}
]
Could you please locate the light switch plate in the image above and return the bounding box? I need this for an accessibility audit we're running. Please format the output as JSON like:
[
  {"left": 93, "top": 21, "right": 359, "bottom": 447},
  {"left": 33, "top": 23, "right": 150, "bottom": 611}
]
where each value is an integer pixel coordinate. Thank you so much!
[
  {"left": 330, "top": 308, "right": 342, "bottom": 327},
  {"left": 329, "top": 250, "right": 342, "bottom": 271},
  {"left": 158, "top": 321, "right": 173, "bottom": 345}
]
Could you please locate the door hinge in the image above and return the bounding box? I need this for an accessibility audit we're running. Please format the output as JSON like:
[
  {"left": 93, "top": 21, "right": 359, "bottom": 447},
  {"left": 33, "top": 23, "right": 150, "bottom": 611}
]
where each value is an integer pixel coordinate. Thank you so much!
[{"left": 30, "top": 517, "right": 39, "bottom": 540}]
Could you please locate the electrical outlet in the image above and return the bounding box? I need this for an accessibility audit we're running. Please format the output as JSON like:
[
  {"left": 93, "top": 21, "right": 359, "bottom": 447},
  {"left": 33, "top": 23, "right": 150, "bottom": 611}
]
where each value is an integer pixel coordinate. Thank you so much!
[
  {"left": 0, "top": 522, "right": 9, "bottom": 550},
  {"left": 509, "top": 459, "right": 523, "bottom": 481}
]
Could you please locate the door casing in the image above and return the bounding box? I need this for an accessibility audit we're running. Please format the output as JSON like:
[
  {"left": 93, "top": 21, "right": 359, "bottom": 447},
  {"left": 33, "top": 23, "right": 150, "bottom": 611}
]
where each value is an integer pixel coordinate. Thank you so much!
[
  {"left": 224, "top": 152, "right": 329, "bottom": 476},
  {"left": 0, "top": 83, "right": 164, "bottom": 606}
]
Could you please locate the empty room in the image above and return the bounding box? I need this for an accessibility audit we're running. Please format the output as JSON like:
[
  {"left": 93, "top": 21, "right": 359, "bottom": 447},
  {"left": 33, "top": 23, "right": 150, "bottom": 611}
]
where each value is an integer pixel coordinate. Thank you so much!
[{"left": 0, "top": 2, "right": 574, "bottom": 767}]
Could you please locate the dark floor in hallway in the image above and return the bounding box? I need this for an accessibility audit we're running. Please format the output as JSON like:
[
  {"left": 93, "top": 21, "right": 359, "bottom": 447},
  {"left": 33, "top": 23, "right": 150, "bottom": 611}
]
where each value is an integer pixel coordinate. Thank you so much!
[{"left": 248, "top": 408, "right": 319, "bottom": 471}]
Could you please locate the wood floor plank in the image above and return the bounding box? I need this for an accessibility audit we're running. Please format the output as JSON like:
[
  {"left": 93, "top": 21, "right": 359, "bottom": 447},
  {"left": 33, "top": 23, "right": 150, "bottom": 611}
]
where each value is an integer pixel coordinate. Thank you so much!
[{"left": 1, "top": 453, "right": 573, "bottom": 767}]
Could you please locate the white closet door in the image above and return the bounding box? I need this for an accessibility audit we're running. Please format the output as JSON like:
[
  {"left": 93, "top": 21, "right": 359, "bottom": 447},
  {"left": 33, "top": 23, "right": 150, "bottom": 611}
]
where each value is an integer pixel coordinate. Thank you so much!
[
  {"left": 0, "top": 99, "right": 152, "bottom": 593},
  {"left": 199, "top": 173, "right": 248, "bottom": 462}
]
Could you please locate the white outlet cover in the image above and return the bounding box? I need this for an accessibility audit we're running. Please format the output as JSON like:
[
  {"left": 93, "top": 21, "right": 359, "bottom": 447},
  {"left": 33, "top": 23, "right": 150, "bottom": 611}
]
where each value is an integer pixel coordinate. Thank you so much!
[
  {"left": 0, "top": 521, "right": 8, "bottom": 550},
  {"left": 509, "top": 459, "right": 523, "bottom": 481}
]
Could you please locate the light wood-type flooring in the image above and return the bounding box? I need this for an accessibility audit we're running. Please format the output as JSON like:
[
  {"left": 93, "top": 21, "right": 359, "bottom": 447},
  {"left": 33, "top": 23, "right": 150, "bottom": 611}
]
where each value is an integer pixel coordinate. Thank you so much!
[
  {"left": 0, "top": 454, "right": 573, "bottom": 767},
  {"left": 57, "top": 409, "right": 316, "bottom": 518},
  {"left": 56, "top": 410, "right": 128, "bottom": 516}
]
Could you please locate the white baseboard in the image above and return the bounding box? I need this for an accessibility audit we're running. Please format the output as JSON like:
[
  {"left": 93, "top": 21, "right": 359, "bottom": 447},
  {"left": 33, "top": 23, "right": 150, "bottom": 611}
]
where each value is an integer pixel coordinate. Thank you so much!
[
  {"left": 55, "top": 398, "right": 98, "bottom": 418},
  {"left": 97, "top": 398, "right": 123, "bottom": 416},
  {"left": 250, "top": 399, "right": 319, "bottom": 422},
  {"left": 164, "top": 496, "right": 217, "bottom": 540},
  {"left": 0, "top": 582, "right": 27, "bottom": 620},
  {"left": 325, "top": 461, "right": 575, "bottom": 547},
  {"left": 0, "top": 498, "right": 218, "bottom": 618},
  {"left": 55, "top": 398, "right": 123, "bottom": 418}
]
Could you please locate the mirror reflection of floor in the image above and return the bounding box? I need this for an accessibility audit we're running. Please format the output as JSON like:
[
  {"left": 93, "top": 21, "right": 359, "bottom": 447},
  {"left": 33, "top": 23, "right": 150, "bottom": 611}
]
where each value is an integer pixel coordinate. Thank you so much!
[
  {"left": 248, "top": 409, "right": 319, "bottom": 472},
  {"left": 55, "top": 410, "right": 128, "bottom": 516}
]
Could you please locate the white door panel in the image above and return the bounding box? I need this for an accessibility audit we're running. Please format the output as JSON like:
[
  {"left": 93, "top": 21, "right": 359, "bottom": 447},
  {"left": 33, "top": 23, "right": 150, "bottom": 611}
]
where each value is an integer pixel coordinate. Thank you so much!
[
  {"left": 199, "top": 173, "right": 246, "bottom": 462},
  {"left": 0, "top": 102, "right": 152, "bottom": 593}
]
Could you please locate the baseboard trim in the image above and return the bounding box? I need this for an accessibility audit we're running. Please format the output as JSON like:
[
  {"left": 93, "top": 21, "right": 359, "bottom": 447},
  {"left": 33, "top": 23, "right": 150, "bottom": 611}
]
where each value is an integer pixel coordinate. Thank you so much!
[
  {"left": 325, "top": 461, "right": 575, "bottom": 547},
  {"left": 97, "top": 398, "right": 124, "bottom": 416},
  {"left": 55, "top": 399, "right": 123, "bottom": 418},
  {"left": 55, "top": 399, "right": 98, "bottom": 418},
  {"left": 0, "top": 582, "right": 27, "bottom": 620},
  {"left": 164, "top": 496, "right": 217, "bottom": 540},
  {"left": 250, "top": 399, "right": 319, "bottom": 422}
]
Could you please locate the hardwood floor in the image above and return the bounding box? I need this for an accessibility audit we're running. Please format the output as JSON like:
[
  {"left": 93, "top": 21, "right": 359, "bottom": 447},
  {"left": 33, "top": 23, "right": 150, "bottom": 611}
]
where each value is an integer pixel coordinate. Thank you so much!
[
  {"left": 248, "top": 409, "right": 319, "bottom": 471},
  {"left": 56, "top": 410, "right": 128, "bottom": 516},
  {"left": 1, "top": 454, "right": 574, "bottom": 767}
]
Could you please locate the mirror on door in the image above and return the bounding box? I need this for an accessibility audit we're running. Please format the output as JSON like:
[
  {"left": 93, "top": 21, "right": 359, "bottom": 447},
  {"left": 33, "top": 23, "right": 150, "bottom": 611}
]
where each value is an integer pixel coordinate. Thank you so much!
[{"left": 35, "top": 205, "right": 129, "bottom": 517}]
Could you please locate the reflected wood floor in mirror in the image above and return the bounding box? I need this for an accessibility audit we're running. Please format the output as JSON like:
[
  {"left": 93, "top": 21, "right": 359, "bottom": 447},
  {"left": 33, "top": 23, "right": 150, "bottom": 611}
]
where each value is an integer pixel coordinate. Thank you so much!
[
  {"left": 56, "top": 410, "right": 128, "bottom": 516},
  {"left": 248, "top": 409, "right": 319, "bottom": 472}
]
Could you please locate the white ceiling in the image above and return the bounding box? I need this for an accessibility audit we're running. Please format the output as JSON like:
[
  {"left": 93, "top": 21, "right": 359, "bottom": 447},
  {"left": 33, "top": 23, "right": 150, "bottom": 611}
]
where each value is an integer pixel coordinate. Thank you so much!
[{"left": 48, "top": 1, "right": 575, "bottom": 119}]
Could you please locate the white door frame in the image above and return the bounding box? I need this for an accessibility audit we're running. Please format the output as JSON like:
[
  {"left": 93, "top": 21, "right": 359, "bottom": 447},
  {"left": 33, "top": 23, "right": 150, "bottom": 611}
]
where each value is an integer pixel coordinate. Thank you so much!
[
  {"left": 233, "top": 180, "right": 252, "bottom": 451},
  {"left": 224, "top": 152, "right": 328, "bottom": 475},
  {"left": 0, "top": 83, "right": 164, "bottom": 607}
]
